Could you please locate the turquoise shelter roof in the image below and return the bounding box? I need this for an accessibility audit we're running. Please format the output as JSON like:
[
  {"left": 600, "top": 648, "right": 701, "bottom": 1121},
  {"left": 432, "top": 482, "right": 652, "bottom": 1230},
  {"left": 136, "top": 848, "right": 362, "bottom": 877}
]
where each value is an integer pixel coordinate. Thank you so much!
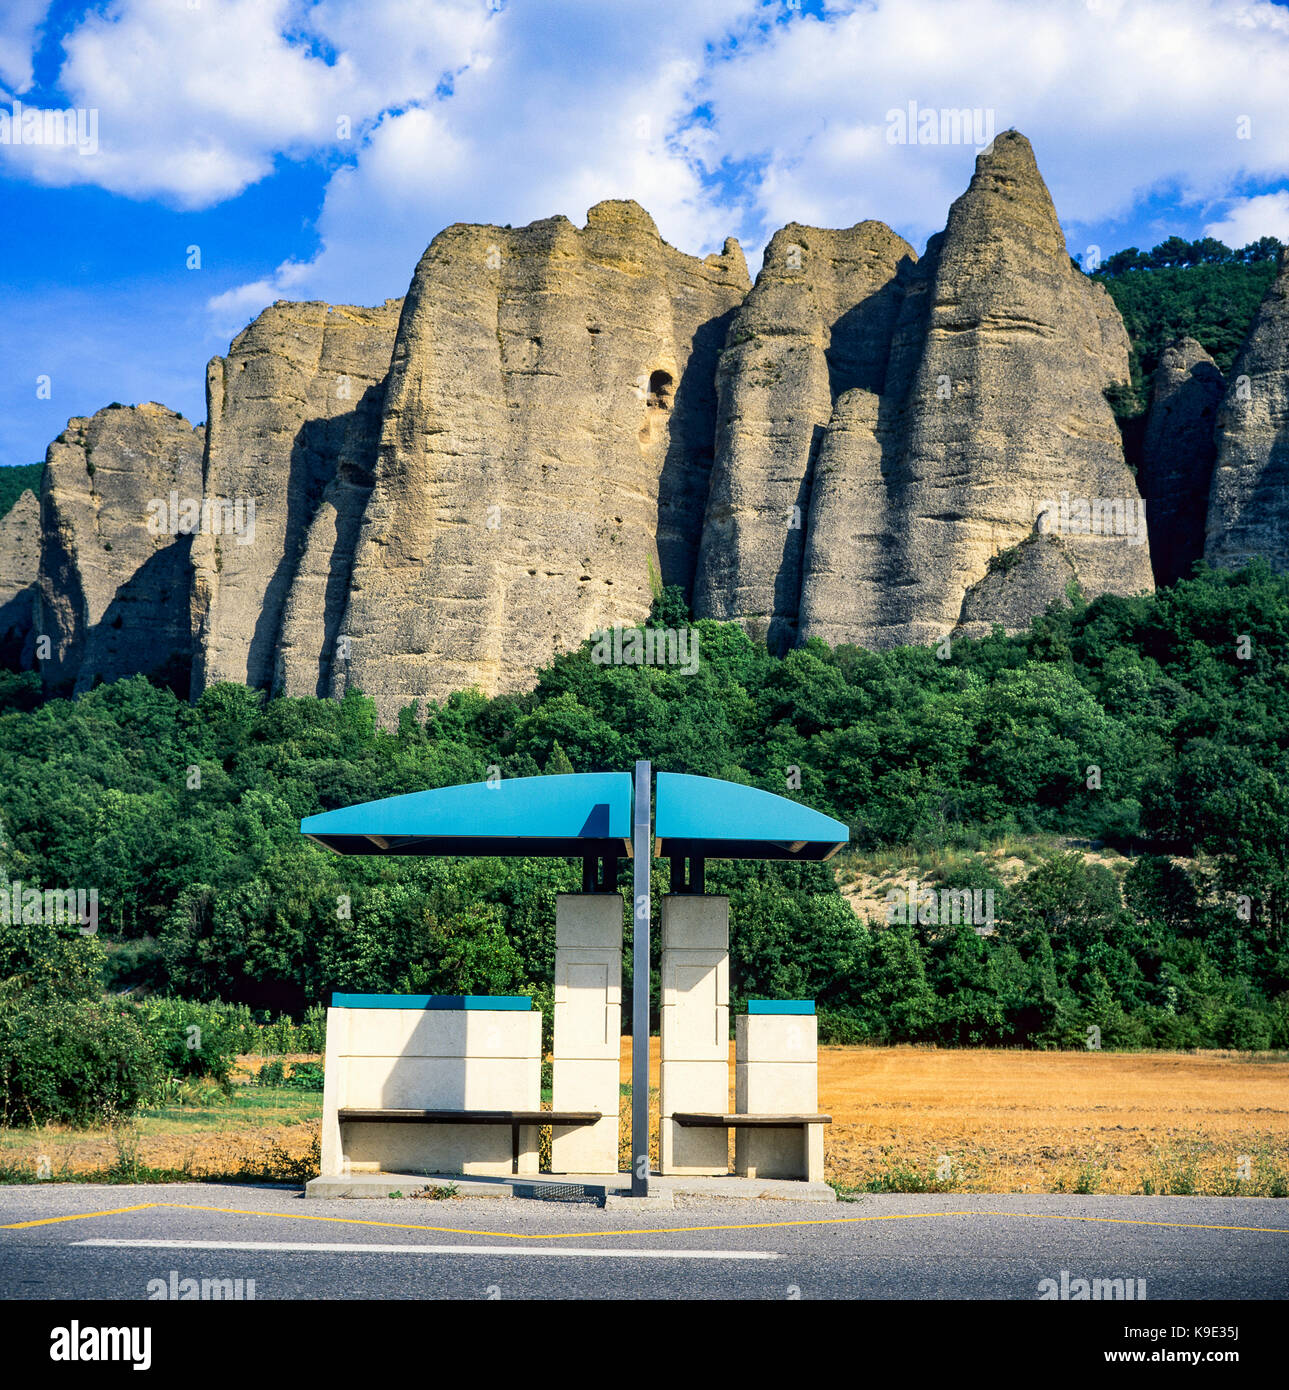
[
  {"left": 653, "top": 772, "right": 848, "bottom": 861},
  {"left": 300, "top": 772, "right": 632, "bottom": 857},
  {"left": 300, "top": 770, "right": 847, "bottom": 862}
]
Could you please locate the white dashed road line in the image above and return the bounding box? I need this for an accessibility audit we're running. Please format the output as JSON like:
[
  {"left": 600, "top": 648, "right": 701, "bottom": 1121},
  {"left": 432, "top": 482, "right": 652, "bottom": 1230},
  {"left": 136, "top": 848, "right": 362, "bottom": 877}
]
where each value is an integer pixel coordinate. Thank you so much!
[{"left": 74, "top": 1238, "right": 778, "bottom": 1260}]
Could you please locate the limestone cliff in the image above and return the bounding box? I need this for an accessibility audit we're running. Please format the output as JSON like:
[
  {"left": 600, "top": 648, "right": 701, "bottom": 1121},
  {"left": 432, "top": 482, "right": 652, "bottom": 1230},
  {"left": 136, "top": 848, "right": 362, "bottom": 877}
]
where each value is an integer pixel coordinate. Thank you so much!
[
  {"left": 954, "top": 533, "right": 1080, "bottom": 641},
  {"left": 36, "top": 404, "right": 204, "bottom": 694},
  {"left": 799, "top": 131, "right": 1153, "bottom": 649},
  {"left": 21, "top": 137, "right": 1259, "bottom": 721},
  {"left": 1140, "top": 338, "right": 1222, "bottom": 586},
  {"left": 0, "top": 489, "right": 39, "bottom": 668},
  {"left": 190, "top": 298, "right": 402, "bottom": 694},
  {"left": 692, "top": 222, "right": 913, "bottom": 651},
  {"left": 335, "top": 202, "right": 748, "bottom": 711},
  {"left": 1205, "top": 254, "right": 1289, "bottom": 572}
]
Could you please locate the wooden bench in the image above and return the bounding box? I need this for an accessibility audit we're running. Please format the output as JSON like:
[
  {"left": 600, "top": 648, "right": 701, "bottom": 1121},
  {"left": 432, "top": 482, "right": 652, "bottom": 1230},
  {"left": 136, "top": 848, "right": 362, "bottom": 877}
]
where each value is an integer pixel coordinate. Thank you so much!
[
  {"left": 337, "top": 1108, "right": 601, "bottom": 1175},
  {"left": 672, "top": 1113, "right": 831, "bottom": 1181},
  {"left": 672, "top": 1113, "right": 831, "bottom": 1129}
]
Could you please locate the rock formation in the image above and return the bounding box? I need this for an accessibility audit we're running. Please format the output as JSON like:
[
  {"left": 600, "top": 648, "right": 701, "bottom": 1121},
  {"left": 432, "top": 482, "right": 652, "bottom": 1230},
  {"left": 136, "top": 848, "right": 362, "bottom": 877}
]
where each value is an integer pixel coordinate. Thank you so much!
[
  {"left": 1139, "top": 338, "right": 1223, "bottom": 586},
  {"left": 36, "top": 404, "right": 204, "bottom": 695},
  {"left": 798, "top": 130, "right": 1153, "bottom": 651},
  {"left": 954, "top": 533, "right": 1080, "bottom": 640},
  {"left": 1205, "top": 253, "right": 1289, "bottom": 572},
  {"left": 692, "top": 221, "right": 913, "bottom": 651},
  {"left": 190, "top": 298, "right": 403, "bottom": 696},
  {"left": 335, "top": 203, "right": 747, "bottom": 712},
  {"left": 25, "top": 133, "right": 1274, "bottom": 721},
  {"left": 0, "top": 489, "right": 39, "bottom": 668}
]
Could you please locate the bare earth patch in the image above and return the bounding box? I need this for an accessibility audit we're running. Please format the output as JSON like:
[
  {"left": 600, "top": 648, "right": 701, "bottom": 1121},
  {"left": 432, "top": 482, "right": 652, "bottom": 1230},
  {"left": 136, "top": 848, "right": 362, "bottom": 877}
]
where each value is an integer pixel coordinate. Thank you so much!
[
  {"left": 618, "top": 1041, "right": 1289, "bottom": 1195},
  {"left": 814, "top": 1045, "right": 1289, "bottom": 1194}
]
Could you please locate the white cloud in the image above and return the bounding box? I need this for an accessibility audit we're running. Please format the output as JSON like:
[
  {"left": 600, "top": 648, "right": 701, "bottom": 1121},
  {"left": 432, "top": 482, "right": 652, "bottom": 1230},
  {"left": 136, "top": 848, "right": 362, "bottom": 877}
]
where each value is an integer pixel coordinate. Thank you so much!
[
  {"left": 205, "top": 259, "right": 316, "bottom": 340},
  {"left": 208, "top": 0, "right": 1289, "bottom": 319},
  {"left": 694, "top": 0, "right": 1289, "bottom": 252},
  {"left": 5, "top": 0, "right": 1289, "bottom": 332},
  {"left": 213, "top": 1, "right": 760, "bottom": 308},
  {"left": 0, "top": 0, "right": 435, "bottom": 205},
  {"left": 1204, "top": 191, "right": 1289, "bottom": 246},
  {"left": 0, "top": 0, "right": 50, "bottom": 95}
]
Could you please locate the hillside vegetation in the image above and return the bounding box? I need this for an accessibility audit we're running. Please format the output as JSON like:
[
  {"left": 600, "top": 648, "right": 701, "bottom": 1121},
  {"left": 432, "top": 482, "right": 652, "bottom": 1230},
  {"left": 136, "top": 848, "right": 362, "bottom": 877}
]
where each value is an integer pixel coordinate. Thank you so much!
[
  {"left": 2, "top": 564, "right": 1287, "bottom": 1056},
  {"left": 3, "top": 238, "right": 1288, "bottom": 1108},
  {"left": 0, "top": 463, "right": 42, "bottom": 521},
  {"left": 1093, "top": 234, "right": 1282, "bottom": 416}
]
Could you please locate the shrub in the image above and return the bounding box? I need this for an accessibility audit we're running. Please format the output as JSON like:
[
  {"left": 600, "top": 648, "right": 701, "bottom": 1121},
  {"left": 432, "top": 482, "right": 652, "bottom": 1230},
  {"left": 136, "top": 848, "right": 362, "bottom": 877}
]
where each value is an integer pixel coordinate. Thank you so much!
[
  {"left": 283, "top": 1061, "right": 325, "bottom": 1091},
  {"left": 1219, "top": 1005, "right": 1273, "bottom": 1052},
  {"left": 817, "top": 1009, "right": 870, "bottom": 1045},
  {"left": 102, "top": 937, "right": 168, "bottom": 994},
  {"left": 0, "top": 999, "right": 161, "bottom": 1126},
  {"left": 299, "top": 1003, "right": 327, "bottom": 1053},
  {"left": 131, "top": 997, "right": 240, "bottom": 1085},
  {"left": 255, "top": 1059, "right": 286, "bottom": 1087},
  {"left": 0, "top": 916, "right": 105, "bottom": 1006}
]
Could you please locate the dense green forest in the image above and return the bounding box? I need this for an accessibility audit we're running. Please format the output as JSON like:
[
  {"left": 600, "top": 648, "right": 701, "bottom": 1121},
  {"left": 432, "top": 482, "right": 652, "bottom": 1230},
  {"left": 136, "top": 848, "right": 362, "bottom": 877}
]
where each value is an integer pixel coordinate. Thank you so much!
[
  {"left": 0, "top": 462, "right": 42, "bottom": 521},
  {"left": 1093, "top": 234, "right": 1282, "bottom": 418},
  {"left": 2, "top": 564, "right": 1288, "bottom": 1067}
]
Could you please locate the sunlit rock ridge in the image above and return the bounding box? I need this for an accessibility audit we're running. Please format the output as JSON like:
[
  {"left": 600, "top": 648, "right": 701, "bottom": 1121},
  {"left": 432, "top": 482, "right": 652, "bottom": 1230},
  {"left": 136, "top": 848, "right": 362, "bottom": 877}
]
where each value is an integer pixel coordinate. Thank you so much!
[{"left": 12, "top": 131, "right": 1282, "bottom": 721}]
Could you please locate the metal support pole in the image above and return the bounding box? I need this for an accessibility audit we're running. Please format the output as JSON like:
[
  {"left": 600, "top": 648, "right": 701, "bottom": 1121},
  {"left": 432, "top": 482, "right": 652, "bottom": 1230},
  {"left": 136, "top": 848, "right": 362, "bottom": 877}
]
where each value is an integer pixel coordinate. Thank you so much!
[{"left": 631, "top": 760, "right": 651, "bottom": 1196}]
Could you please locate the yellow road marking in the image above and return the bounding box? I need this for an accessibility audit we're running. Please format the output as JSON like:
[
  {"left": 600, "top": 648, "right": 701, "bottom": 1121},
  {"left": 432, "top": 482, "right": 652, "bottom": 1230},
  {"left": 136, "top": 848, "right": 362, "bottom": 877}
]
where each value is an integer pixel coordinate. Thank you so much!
[
  {"left": 4, "top": 1200, "right": 1287, "bottom": 1240},
  {"left": 6, "top": 1201, "right": 977, "bottom": 1240},
  {"left": 972, "top": 1211, "right": 1289, "bottom": 1236},
  {"left": 1, "top": 1203, "right": 160, "bottom": 1230},
  {"left": 163, "top": 1204, "right": 985, "bottom": 1240},
  {"left": 160, "top": 1202, "right": 529, "bottom": 1240},
  {"left": 517, "top": 1211, "right": 979, "bottom": 1240}
]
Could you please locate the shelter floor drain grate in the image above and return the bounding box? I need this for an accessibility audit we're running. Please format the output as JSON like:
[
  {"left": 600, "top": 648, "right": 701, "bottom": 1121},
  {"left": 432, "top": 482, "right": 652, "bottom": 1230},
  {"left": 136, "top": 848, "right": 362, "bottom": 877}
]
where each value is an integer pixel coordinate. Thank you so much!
[{"left": 513, "top": 1183, "right": 605, "bottom": 1205}]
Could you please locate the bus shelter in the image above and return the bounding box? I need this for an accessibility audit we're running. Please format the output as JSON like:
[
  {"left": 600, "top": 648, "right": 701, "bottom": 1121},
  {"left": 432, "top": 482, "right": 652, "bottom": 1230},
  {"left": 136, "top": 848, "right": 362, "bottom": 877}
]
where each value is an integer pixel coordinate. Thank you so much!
[{"left": 301, "top": 765, "right": 847, "bottom": 1195}]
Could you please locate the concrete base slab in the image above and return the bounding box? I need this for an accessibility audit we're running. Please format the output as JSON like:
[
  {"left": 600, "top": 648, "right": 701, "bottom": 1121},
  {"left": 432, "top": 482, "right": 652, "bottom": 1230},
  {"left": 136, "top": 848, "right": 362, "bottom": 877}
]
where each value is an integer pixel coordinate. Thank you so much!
[
  {"left": 306, "top": 1172, "right": 514, "bottom": 1200},
  {"left": 603, "top": 1193, "right": 674, "bottom": 1211},
  {"left": 651, "top": 1173, "right": 836, "bottom": 1203},
  {"left": 305, "top": 1171, "right": 836, "bottom": 1203}
]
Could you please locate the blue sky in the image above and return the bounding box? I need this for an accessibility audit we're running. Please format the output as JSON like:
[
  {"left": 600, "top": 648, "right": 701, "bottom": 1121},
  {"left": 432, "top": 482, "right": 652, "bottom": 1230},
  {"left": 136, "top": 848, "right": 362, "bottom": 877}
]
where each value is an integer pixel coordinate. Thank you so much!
[{"left": 2, "top": 0, "right": 1287, "bottom": 469}]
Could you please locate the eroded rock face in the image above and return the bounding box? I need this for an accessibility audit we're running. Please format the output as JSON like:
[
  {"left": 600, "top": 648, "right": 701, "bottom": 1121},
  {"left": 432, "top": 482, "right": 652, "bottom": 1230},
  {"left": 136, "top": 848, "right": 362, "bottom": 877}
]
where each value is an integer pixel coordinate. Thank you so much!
[
  {"left": 1140, "top": 338, "right": 1223, "bottom": 586},
  {"left": 190, "top": 298, "right": 402, "bottom": 695},
  {"left": 0, "top": 489, "right": 40, "bottom": 668},
  {"left": 36, "top": 404, "right": 204, "bottom": 695},
  {"left": 794, "top": 386, "right": 892, "bottom": 648},
  {"left": 799, "top": 130, "right": 1153, "bottom": 650},
  {"left": 692, "top": 221, "right": 914, "bottom": 651},
  {"left": 954, "top": 533, "right": 1079, "bottom": 640},
  {"left": 272, "top": 451, "right": 380, "bottom": 699},
  {"left": 1205, "top": 254, "right": 1289, "bottom": 572},
  {"left": 13, "top": 138, "right": 1200, "bottom": 719},
  {"left": 335, "top": 201, "right": 748, "bottom": 712}
]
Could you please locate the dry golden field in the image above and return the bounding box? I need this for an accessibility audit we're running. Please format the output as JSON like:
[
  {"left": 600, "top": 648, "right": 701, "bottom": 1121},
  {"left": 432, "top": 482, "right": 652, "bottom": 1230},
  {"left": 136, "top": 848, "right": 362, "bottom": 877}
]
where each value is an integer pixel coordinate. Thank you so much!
[
  {"left": 813, "top": 1044, "right": 1289, "bottom": 1193},
  {"left": 616, "top": 1040, "right": 1289, "bottom": 1195},
  {"left": 2, "top": 1045, "right": 1286, "bottom": 1194}
]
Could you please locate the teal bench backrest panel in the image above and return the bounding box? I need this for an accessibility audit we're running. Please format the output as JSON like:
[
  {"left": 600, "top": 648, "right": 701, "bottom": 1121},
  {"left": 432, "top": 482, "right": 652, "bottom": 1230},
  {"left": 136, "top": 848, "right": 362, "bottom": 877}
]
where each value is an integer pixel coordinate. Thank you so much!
[
  {"left": 747, "top": 999, "right": 815, "bottom": 1015},
  {"left": 330, "top": 993, "right": 532, "bottom": 1010}
]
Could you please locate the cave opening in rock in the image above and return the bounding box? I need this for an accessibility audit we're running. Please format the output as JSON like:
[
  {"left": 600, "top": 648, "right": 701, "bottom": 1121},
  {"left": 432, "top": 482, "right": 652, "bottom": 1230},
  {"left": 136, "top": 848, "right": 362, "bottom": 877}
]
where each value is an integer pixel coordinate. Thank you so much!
[{"left": 646, "top": 369, "right": 674, "bottom": 409}]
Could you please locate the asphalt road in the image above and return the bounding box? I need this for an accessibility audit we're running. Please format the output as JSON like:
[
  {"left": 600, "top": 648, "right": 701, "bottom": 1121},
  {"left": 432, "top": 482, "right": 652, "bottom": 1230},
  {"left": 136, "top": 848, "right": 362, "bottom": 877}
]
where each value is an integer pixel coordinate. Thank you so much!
[{"left": 1, "top": 1183, "right": 1286, "bottom": 1301}]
